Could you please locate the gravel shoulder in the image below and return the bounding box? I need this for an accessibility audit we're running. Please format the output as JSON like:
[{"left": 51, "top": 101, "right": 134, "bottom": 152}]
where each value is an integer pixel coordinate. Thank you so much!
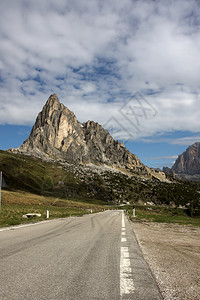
[{"left": 131, "top": 221, "right": 200, "bottom": 300}]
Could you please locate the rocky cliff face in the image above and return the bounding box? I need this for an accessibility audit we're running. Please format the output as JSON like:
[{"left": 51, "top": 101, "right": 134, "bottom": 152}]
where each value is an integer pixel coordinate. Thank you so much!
[
  {"left": 170, "top": 142, "right": 200, "bottom": 181},
  {"left": 16, "top": 94, "right": 148, "bottom": 174}
]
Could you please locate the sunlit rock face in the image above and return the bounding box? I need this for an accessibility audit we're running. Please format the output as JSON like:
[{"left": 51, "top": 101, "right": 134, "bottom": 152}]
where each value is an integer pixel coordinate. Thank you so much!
[
  {"left": 17, "top": 94, "right": 148, "bottom": 174},
  {"left": 171, "top": 142, "right": 200, "bottom": 181}
]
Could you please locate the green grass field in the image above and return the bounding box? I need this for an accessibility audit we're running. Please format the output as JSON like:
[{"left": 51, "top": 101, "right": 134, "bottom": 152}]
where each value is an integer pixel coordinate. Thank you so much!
[
  {"left": 0, "top": 190, "right": 106, "bottom": 227},
  {"left": 127, "top": 205, "right": 200, "bottom": 227}
]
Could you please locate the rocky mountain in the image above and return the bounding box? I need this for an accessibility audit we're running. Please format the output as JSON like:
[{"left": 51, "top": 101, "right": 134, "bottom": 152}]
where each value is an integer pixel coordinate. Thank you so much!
[
  {"left": 14, "top": 94, "right": 149, "bottom": 175},
  {"left": 164, "top": 142, "right": 200, "bottom": 181}
]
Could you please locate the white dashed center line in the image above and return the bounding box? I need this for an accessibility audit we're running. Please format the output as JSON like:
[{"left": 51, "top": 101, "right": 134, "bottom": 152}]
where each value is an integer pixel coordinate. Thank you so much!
[
  {"left": 120, "top": 211, "right": 135, "bottom": 298},
  {"left": 121, "top": 237, "right": 127, "bottom": 242}
]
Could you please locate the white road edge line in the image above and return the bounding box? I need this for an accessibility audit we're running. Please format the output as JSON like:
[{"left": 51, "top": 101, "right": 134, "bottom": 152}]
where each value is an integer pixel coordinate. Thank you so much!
[
  {"left": 120, "top": 211, "right": 135, "bottom": 297},
  {"left": 0, "top": 218, "right": 64, "bottom": 232},
  {"left": 0, "top": 211, "right": 105, "bottom": 233}
]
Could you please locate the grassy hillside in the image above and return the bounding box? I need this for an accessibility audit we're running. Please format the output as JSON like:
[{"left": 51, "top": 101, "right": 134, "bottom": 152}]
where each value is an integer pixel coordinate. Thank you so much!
[
  {"left": 0, "top": 150, "right": 110, "bottom": 204},
  {"left": 0, "top": 190, "right": 105, "bottom": 227},
  {"left": 0, "top": 150, "right": 112, "bottom": 227}
]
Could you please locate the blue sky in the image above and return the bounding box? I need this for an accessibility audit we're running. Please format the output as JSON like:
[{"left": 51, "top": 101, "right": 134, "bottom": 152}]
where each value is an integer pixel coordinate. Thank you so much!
[{"left": 0, "top": 0, "right": 200, "bottom": 169}]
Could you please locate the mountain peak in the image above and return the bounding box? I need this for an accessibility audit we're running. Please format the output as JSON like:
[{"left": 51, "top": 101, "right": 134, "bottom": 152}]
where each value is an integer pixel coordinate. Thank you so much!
[
  {"left": 16, "top": 95, "right": 149, "bottom": 174},
  {"left": 47, "top": 93, "right": 59, "bottom": 103},
  {"left": 45, "top": 93, "right": 61, "bottom": 110},
  {"left": 166, "top": 141, "right": 200, "bottom": 181}
]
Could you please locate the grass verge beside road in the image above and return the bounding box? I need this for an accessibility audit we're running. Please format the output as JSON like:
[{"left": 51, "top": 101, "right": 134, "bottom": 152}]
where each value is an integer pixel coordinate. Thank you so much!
[
  {"left": 126, "top": 204, "right": 200, "bottom": 227},
  {"left": 0, "top": 190, "right": 106, "bottom": 227}
]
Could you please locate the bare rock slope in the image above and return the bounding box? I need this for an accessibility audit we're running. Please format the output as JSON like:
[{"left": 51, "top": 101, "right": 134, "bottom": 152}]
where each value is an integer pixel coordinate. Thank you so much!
[
  {"left": 168, "top": 142, "right": 200, "bottom": 181},
  {"left": 17, "top": 94, "right": 148, "bottom": 174}
]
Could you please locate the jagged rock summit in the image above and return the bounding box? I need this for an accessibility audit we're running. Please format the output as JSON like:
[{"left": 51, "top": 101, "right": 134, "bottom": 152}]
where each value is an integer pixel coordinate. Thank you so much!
[
  {"left": 16, "top": 94, "right": 148, "bottom": 174},
  {"left": 170, "top": 142, "right": 200, "bottom": 181}
]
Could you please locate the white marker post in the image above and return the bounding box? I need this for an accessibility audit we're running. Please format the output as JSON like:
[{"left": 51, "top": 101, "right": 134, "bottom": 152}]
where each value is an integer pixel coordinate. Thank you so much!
[
  {"left": 47, "top": 208, "right": 49, "bottom": 219},
  {"left": 133, "top": 205, "right": 135, "bottom": 218}
]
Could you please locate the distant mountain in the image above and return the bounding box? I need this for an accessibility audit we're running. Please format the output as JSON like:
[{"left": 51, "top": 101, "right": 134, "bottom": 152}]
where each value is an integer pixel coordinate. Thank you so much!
[
  {"left": 13, "top": 94, "right": 149, "bottom": 175},
  {"left": 164, "top": 142, "right": 200, "bottom": 181}
]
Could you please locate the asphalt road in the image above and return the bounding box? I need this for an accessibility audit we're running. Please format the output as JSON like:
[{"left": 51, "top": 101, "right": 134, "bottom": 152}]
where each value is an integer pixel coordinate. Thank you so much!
[{"left": 0, "top": 211, "right": 162, "bottom": 300}]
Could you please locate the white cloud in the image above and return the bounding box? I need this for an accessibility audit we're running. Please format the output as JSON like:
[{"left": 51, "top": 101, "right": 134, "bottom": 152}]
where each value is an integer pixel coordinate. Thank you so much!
[
  {"left": 146, "top": 155, "right": 178, "bottom": 160},
  {"left": 170, "top": 136, "right": 200, "bottom": 145},
  {"left": 0, "top": 0, "right": 200, "bottom": 144},
  {"left": 137, "top": 135, "right": 200, "bottom": 146}
]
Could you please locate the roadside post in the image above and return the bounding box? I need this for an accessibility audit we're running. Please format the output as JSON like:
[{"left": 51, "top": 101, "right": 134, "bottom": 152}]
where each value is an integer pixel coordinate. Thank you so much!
[
  {"left": 133, "top": 205, "right": 135, "bottom": 218},
  {"left": 47, "top": 207, "right": 49, "bottom": 219}
]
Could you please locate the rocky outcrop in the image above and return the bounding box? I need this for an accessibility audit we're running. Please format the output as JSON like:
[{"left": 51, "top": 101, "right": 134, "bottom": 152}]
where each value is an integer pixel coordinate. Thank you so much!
[
  {"left": 16, "top": 94, "right": 149, "bottom": 174},
  {"left": 170, "top": 142, "right": 200, "bottom": 181}
]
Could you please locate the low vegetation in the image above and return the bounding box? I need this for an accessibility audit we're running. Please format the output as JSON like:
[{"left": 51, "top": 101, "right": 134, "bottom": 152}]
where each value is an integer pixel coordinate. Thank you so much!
[
  {"left": 0, "top": 190, "right": 105, "bottom": 227},
  {"left": 0, "top": 150, "right": 200, "bottom": 227},
  {"left": 126, "top": 204, "right": 200, "bottom": 227},
  {"left": 0, "top": 150, "right": 111, "bottom": 204}
]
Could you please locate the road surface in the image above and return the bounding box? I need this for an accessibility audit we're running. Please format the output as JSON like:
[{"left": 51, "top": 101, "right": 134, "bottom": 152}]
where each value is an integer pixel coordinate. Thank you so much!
[{"left": 0, "top": 210, "right": 162, "bottom": 299}]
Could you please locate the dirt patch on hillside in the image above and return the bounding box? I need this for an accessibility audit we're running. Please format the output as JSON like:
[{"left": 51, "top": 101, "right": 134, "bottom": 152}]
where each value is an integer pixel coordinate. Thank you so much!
[{"left": 132, "top": 222, "right": 200, "bottom": 300}]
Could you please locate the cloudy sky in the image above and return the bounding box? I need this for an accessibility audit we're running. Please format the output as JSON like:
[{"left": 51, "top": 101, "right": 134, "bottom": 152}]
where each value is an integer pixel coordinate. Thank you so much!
[{"left": 0, "top": 0, "right": 200, "bottom": 168}]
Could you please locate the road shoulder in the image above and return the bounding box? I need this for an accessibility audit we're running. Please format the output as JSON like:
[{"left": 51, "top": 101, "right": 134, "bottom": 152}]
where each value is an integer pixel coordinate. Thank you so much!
[{"left": 131, "top": 221, "right": 200, "bottom": 300}]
